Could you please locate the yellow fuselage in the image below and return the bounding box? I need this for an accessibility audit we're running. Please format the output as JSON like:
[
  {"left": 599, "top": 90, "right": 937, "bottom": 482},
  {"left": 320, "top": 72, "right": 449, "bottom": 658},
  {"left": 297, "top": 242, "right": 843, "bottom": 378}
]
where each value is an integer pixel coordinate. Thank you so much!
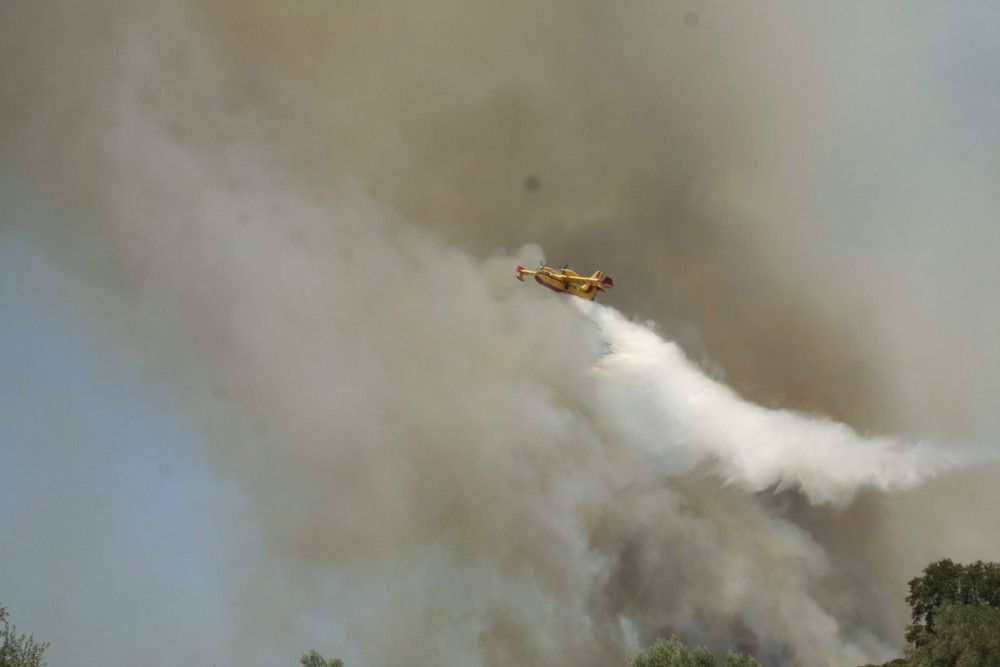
[
  {"left": 516, "top": 265, "right": 612, "bottom": 301},
  {"left": 532, "top": 269, "right": 600, "bottom": 300}
]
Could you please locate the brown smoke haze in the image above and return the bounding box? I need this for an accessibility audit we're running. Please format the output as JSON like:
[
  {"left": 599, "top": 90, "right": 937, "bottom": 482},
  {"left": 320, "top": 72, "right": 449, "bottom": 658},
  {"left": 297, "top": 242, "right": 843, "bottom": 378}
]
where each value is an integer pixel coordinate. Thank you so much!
[{"left": 2, "top": 2, "right": 999, "bottom": 666}]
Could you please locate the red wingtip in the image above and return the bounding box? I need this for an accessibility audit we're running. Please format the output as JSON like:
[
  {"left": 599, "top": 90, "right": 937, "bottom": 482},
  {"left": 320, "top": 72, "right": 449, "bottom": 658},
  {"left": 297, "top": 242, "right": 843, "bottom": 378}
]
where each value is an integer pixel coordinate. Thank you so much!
[{"left": 602, "top": 276, "right": 614, "bottom": 287}]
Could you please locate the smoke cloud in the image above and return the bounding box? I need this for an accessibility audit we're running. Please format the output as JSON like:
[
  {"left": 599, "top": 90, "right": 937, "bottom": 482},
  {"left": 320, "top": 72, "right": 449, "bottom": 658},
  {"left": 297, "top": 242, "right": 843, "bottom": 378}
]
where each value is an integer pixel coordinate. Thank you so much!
[{"left": 3, "top": 2, "right": 999, "bottom": 666}]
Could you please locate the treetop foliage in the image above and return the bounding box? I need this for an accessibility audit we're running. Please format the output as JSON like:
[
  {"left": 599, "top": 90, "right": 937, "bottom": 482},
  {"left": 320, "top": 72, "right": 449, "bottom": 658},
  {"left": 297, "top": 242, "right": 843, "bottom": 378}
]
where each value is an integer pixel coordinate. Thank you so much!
[
  {"left": 905, "top": 602, "right": 1000, "bottom": 667},
  {"left": 722, "top": 651, "right": 763, "bottom": 667},
  {"left": 0, "top": 604, "right": 48, "bottom": 667},
  {"left": 299, "top": 649, "right": 344, "bottom": 667},
  {"left": 905, "top": 558, "right": 1000, "bottom": 647},
  {"left": 630, "top": 636, "right": 760, "bottom": 667}
]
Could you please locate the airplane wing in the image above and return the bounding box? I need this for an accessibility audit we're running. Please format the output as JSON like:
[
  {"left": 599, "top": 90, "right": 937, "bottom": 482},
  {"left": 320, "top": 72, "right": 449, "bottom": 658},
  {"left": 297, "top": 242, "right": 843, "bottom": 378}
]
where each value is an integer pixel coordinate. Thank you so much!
[{"left": 562, "top": 274, "right": 613, "bottom": 287}]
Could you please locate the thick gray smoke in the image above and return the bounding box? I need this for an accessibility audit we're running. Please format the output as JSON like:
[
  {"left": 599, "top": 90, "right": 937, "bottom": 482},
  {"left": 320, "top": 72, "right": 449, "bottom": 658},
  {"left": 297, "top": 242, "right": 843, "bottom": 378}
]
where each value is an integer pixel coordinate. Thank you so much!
[{"left": 3, "top": 2, "right": 999, "bottom": 666}]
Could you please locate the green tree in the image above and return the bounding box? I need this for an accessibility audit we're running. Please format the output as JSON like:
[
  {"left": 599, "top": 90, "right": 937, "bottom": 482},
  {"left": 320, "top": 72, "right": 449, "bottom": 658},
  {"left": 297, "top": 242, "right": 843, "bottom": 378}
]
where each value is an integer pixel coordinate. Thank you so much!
[
  {"left": 0, "top": 604, "right": 47, "bottom": 667},
  {"left": 299, "top": 648, "right": 343, "bottom": 667},
  {"left": 723, "top": 650, "right": 761, "bottom": 667},
  {"left": 631, "top": 636, "right": 760, "bottom": 667},
  {"left": 631, "top": 637, "right": 715, "bottom": 667},
  {"left": 905, "top": 603, "right": 1000, "bottom": 667},
  {"left": 855, "top": 559, "right": 1000, "bottom": 667},
  {"left": 905, "top": 559, "right": 1000, "bottom": 647}
]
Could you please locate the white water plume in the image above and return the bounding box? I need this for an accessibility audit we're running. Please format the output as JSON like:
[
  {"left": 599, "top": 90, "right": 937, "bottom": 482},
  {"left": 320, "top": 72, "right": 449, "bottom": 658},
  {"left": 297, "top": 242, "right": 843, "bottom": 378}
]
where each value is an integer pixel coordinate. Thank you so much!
[{"left": 582, "top": 303, "right": 978, "bottom": 505}]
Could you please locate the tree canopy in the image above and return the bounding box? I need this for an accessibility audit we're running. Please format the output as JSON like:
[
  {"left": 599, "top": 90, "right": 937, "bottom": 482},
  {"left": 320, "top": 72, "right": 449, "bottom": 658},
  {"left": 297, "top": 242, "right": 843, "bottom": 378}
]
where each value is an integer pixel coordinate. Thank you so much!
[
  {"left": 0, "top": 604, "right": 47, "bottom": 667},
  {"left": 859, "top": 559, "right": 1000, "bottom": 667},
  {"left": 905, "top": 558, "right": 1000, "bottom": 647},
  {"left": 906, "top": 602, "right": 1000, "bottom": 667},
  {"left": 299, "top": 649, "right": 344, "bottom": 667},
  {"left": 630, "top": 636, "right": 760, "bottom": 667}
]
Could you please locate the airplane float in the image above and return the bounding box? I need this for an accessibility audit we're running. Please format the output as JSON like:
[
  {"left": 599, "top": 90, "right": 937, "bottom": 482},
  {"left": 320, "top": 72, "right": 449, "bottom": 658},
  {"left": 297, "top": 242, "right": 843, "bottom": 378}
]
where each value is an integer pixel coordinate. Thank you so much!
[{"left": 515, "top": 263, "right": 613, "bottom": 301}]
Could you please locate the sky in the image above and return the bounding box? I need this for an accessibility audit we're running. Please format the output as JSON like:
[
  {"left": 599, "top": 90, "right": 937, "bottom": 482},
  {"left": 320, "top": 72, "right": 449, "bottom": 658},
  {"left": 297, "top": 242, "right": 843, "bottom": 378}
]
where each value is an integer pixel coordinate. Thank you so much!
[
  {"left": 0, "top": 235, "right": 231, "bottom": 664},
  {"left": 2, "top": 3, "right": 1000, "bottom": 666}
]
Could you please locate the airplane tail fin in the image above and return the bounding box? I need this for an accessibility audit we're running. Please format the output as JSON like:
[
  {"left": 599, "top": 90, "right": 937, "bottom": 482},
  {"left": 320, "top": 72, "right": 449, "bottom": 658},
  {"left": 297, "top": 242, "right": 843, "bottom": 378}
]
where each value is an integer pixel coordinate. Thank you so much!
[{"left": 591, "top": 270, "right": 613, "bottom": 289}]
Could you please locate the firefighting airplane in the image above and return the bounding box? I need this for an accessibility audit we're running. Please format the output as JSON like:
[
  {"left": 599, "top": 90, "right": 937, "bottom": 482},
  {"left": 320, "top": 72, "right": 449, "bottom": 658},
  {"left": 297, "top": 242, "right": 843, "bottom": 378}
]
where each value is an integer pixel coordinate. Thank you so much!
[{"left": 515, "top": 263, "right": 614, "bottom": 301}]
